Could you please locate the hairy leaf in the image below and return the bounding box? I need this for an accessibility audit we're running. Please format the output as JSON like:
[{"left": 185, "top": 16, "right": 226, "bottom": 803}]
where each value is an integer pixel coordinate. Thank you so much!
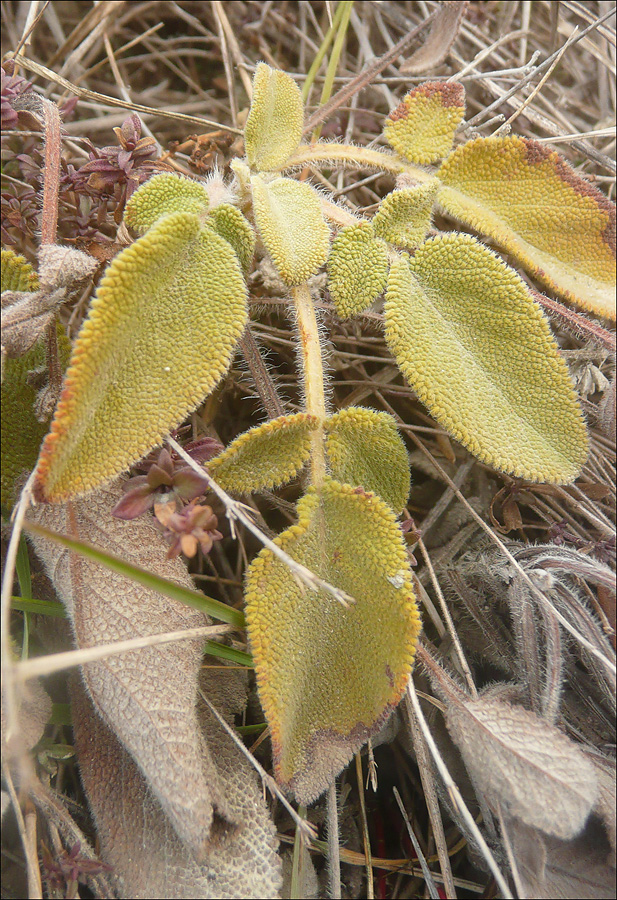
[
  {"left": 505, "top": 816, "right": 615, "bottom": 899},
  {"left": 445, "top": 693, "right": 598, "bottom": 839},
  {"left": 207, "top": 203, "right": 256, "bottom": 271},
  {"left": 384, "top": 239, "right": 588, "bottom": 483},
  {"left": 124, "top": 172, "right": 210, "bottom": 232},
  {"left": 208, "top": 413, "right": 318, "bottom": 493},
  {"left": 251, "top": 176, "right": 330, "bottom": 285},
  {"left": 27, "top": 482, "right": 238, "bottom": 859},
  {"left": 326, "top": 222, "right": 389, "bottom": 319},
  {"left": 372, "top": 180, "right": 438, "bottom": 250},
  {"left": 1, "top": 247, "right": 38, "bottom": 292},
  {"left": 325, "top": 407, "right": 410, "bottom": 514},
  {"left": 400, "top": 1, "right": 468, "bottom": 74},
  {"left": 71, "top": 678, "right": 282, "bottom": 899},
  {"left": 384, "top": 81, "right": 465, "bottom": 164},
  {"left": 245, "top": 478, "right": 421, "bottom": 804},
  {"left": 245, "top": 63, "right": 304, "bottom": 172},
  {"left": 437, "top": 136, "right": 616, "bottom": 319},
  {"left": 34, "top": 212, "right": 247, "bottom": 501}
]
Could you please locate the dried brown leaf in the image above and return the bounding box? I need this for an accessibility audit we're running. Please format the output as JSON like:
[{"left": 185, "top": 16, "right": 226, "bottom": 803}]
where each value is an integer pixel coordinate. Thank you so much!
[
  {"left": 506, "top": 816, "right": 616, "bottom": 900},
  {"left": 444, "top": 693, "right": 598, "bottom": 839},
  {"left": 71, "top": 678, "right": 282, "bottom": 899},
  {"left": 400, "top": 1, "right": 468, "bottom": 74},
  {"left": 27, "top": 481, "right": 233, "bottom": 860}
]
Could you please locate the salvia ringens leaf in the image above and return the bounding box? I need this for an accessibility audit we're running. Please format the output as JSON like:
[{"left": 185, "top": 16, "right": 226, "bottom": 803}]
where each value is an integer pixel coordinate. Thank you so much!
[
  {"left": 384, "top": 236, "right": 588, "bottom": 483},
  {"left": 251, "top": 175, "right": 330, "bottom": 285},
  {"left": 125, "top": 172, "right": 210, "bottom": 232},
  {"left": 34, "top": 212, "right": 248, "bottom": 501},
  {"left": 437, "top": 136, "right": 617, "bottom": 320},
  {"left": 325, "top": 407, "right": 410, "bottom": 514},
  {"left": 207, "top": 203, "right": 255, "bottom": 271},
  {"left": 327, "top": 222, "right": 389, "bottom": 319},
  {"left": 384, "top": 81, "right": 465, "bottom": 165},
  {"left": 244, "top": 63, "right": 304, "bottom": 172},
  {"left": 207, "top": 413, "right": 319, "bottom": 493},
  {"left": 245, "top": 477, "right": 421, "bottom": 805},
  {"left": 372, "top": 180, "right": 438, "bottom": 250}
]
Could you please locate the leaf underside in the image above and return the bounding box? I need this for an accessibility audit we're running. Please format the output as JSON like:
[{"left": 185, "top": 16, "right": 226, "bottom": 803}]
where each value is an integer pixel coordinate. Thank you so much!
[
  {"left": 384, "top": 236, "right": 588, "bottom": 483},
  {"left": 325, "top": 407, "right": 410, "bottom": 514},
  {"left": 207, "top": 412, "right": 319, "bottom": 493},
  {"left": 245, "top": 478, "right": 421, "bottom": 805},
  {"left": 437, "top": 136, "right": 617, "bottom": 320},
  {"left": 34, "top": 212, "right": 247, "bottom": 501}
]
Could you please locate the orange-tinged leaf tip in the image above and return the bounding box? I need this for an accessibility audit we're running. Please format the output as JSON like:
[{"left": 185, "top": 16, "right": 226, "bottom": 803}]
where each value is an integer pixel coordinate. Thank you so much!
[
  {"left": 385, "top": 81, "right": 465, "bottom": 164},
  {"left": 245, "top": 478, "right": 421, "bottom": 804},
  {"left": 438, "top": 136, "right": 616, "bottom": 319}
]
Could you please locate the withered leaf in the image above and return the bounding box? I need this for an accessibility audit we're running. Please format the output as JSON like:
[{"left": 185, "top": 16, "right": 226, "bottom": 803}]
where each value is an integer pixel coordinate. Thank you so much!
[
  {"left": 444, "top": 692, "right": 598, "bottom": 840},
  {"left": 71, "top": 678, "right": 282, "bottom": 899},
  {"left": 27, "top": 481, "right": 235, "bottom": 860},
  {"left": 400, "top": 1, "right": 468, "bottom": 74},
  {"left": 506, "top": 816, "right": 616, "bottom": 900}
]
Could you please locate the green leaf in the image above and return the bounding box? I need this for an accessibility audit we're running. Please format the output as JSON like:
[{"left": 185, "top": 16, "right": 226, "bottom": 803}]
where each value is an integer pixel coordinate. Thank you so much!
[
  {"left": 384, "top": 81, "right": 465, "bottom": 165},
  {"left": 326, "top": 222, "right": 389, "bottom": 319},
  {"left": 245, "top": 478, "right": 421, "bottom": 804},
  {"left": 245, "top": 63, "right": 304, "bottom": 172},
  {"left": 384, "top": 238, "right": 588, "bottom": 483},
  {"left": 437, "top": 136, "right": 616, "bottom": 320},
  {"left": 207, "top": 203, "right": 256, "bottom": 271},
  {"left": 23, "top": 521, "right": 245, "bottom": 627},
  {"left": 372, "top": 180, "right": 438, "bottom": 250},
  {"left": 251, "top": 176, "right": 330, "bottom": 285},
  {"left": 1, "top": 247, "right": 39, "bottom": 291},
  {"left": 125, "top": 172, "right": 210, "bottom": 233},
  {"left": 208, "top": 413, "right": 319, "bottom": 493},
  {"left": 34, "top": 212, "right": 247, "bottom": 501},
  {"left": 325, "top": 408, "right": 410, "bottom": 514}
]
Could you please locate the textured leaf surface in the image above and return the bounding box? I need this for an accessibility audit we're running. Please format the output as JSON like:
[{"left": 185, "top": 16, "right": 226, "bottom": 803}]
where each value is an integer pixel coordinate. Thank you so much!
[
  {"left": 208, "top": 413, "right": 318, "bottom": 493},
  {"left": 372, "top": 181, "right": 438, "bottom": 250},
  {"left": 384, "top": 81, "right": 465, "bottom": 164},
  {"left": 34, "top": 212, "right": 247, "bottom": 501},
  {"left": 245, "top": 478, "right": 421, "bottom": 804},
  {"left": 208, "top": 203, "right": 256, "bottom": 271},
  {"left": 325, "top": 408, "right": 410, "bottom": 514},
  {"left": 71, "top": 678, "right": 282, "bottom": 899},
  {"left": 326, "top": 222, "right": 389, "bottom": 319},
  {"left": 124, "top": 172, "right": 210, "bottom": 232},
  {"left": 445, "top": 693, "right": 598, "bottom": 839},
  {"left": 438, "top": 136, "right": 616, "bottom": 319},
  {"left": 251, "top": 176, "right": 330, "bottom": 285},
  {"left": 1, "top": 251, "right": 44, "bottom": 508},
  {"left": 245, "top": 63, "right": 303, "bottom": 172},
  {"left": 506, "top": 817, "right": 616, "bottom": 900},
  {"left": 27, "top": 482, "right": 236, "bottom": 859},
  {"left": 1, "top": 248, "right": 38, "bottom": 292},
  {"left": 384, "top": 238, "right": 588, "bottom": 483}
]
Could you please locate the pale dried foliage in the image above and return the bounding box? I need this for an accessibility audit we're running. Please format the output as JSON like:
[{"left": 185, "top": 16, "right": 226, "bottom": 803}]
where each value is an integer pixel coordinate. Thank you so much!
[{"left": 1, "top": 2, "right": 615, "bottom": 899}]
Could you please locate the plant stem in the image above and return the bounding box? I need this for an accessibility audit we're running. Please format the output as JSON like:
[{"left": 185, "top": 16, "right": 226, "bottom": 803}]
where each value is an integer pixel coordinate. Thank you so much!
[
  {"left": 284, "top": 142, "right": 434, "bottom": 182},
  {"left": 291, "top": 283, "right": 327, "bottom": 487}
]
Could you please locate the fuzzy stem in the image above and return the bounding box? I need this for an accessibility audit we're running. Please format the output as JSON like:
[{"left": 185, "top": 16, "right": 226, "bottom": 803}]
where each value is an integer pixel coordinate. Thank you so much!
[
  {"left": 291, "top": 283, "right": 327, "bottom": 487},
  {"left": 284, "top": 142, "right": 434, "bottom": 182}
]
